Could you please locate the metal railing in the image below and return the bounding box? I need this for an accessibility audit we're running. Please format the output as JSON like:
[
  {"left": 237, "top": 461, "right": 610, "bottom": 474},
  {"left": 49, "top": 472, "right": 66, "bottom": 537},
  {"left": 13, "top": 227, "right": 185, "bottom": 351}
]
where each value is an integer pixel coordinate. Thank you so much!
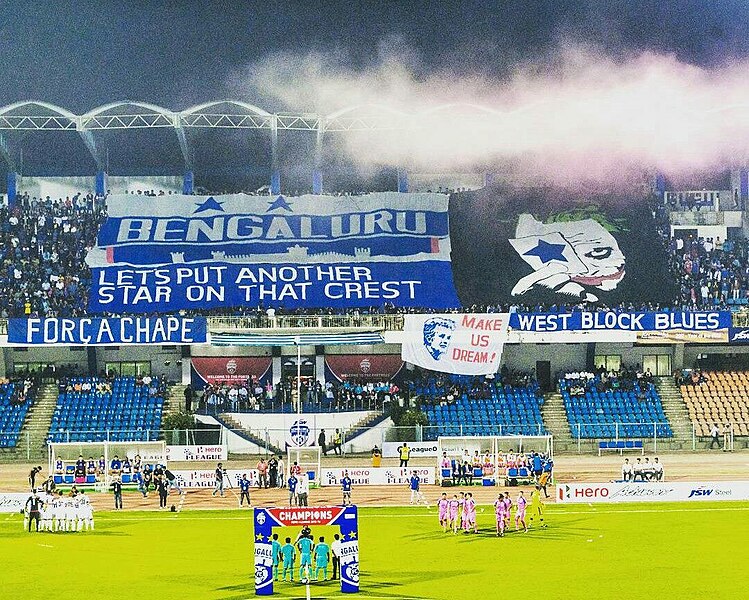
[
  {"left": 571, "top": 422, "right": 672, "bottom": 452},
  {"left": 208, "top": 314, "right": 404, "bottom": 331}
]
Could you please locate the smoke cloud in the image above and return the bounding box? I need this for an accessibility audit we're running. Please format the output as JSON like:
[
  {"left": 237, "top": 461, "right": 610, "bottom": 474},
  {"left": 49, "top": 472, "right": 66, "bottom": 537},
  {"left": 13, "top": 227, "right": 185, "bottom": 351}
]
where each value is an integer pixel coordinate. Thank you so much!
[{"left": 230, "top": 43, "right": 749, "bottom": 186}]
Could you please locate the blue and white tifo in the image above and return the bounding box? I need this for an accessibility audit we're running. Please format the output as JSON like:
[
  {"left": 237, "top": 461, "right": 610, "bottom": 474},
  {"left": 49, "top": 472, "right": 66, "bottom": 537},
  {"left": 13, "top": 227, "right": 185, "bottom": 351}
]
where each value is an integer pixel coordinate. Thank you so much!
[{"left": 86, "top": 193, "right": 460, "bottom": 313}]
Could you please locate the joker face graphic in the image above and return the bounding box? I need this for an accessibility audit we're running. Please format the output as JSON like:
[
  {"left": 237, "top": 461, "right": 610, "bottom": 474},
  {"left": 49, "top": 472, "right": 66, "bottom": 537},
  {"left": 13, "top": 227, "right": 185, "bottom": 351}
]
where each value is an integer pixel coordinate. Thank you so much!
[{"left": 509, "top": 214, "right": 626, "bottom": 302}]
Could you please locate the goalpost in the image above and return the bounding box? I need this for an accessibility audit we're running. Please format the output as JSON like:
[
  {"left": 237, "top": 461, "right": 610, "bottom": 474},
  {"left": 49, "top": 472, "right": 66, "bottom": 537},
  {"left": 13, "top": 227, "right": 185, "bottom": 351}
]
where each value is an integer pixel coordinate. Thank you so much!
[
  {"left": 287, "top": 446, "right": 322, "bottom": 488},
  {"left": 436, "top": 435, "right": 554, "bottom": 485},
  {"left": 48, "top": 440, "right": 167, "bottom": 489}
]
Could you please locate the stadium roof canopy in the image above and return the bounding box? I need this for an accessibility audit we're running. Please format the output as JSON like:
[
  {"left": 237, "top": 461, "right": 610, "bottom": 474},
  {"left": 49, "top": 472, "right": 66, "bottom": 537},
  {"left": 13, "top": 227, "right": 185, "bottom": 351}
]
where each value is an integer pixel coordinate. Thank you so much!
[{"left": 0, "top": 100, "right": 503, "bottom": 182}]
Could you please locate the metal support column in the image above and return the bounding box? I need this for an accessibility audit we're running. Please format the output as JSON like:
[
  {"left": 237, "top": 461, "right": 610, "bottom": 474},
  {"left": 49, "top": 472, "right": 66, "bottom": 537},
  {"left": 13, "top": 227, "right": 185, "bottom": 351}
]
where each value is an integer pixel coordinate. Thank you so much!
[{"left": 270, "top": 115, "right": 280, "bottom": 194}]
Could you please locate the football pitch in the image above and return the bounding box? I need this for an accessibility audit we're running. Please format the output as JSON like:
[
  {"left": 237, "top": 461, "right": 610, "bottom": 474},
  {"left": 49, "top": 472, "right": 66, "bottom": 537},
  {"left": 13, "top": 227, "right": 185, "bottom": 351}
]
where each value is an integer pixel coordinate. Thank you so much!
[{"left": 2, "top": 502, "right": 748, "bottom": 600}]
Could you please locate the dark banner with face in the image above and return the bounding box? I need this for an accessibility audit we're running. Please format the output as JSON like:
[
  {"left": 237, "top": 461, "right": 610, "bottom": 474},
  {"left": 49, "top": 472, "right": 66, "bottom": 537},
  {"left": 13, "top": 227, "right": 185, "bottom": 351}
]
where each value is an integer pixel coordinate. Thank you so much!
[{"left": 449, "top": 186, "right": 677, "bottom": 307}]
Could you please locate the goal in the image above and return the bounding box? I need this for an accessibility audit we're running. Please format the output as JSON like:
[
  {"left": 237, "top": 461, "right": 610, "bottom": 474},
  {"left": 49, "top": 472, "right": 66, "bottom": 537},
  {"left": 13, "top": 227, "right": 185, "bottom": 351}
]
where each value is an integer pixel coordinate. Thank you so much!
[
  {"left": 436, "top": 435, "right": 553, "bottom": 485},
  {"left": 287, "top": 445, "right": 322, "bottom": 487},
  {"left": 48, "top": 440, "right": 167, "bottom": 489}
]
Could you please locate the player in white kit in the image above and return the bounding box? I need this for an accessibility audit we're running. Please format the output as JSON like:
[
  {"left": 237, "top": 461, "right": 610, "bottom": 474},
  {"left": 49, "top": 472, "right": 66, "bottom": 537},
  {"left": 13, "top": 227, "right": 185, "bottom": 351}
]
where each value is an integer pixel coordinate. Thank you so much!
[{"left": 79, "top": 492, "right": 94, "bottom": 531}]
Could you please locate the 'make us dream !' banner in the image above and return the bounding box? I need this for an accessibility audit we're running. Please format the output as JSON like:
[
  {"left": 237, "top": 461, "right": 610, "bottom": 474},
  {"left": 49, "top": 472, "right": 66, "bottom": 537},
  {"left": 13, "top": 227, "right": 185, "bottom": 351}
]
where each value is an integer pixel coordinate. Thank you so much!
[
  {"left": 85, "top": 193, "right": 460, "bottom": 312},
  {"left": 401, "top": 313, "right": 510, "bottom": 376}
]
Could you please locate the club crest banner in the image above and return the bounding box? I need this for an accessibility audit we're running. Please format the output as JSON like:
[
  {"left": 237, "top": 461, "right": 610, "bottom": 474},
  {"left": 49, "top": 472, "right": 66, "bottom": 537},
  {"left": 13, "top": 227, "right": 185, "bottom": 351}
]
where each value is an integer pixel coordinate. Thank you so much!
[
  {"left": 401, "top": 314, "right": 509, "bottom": 375},
  {"left": 86, "top": 192, "right": 459, "bottom": 313}
]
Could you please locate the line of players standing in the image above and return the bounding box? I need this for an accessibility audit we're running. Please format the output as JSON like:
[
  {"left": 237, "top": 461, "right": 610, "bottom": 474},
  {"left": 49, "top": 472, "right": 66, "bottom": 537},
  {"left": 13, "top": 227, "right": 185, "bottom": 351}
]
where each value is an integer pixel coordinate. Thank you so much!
[
  {"left": 24, "top": 488, "right": 94, "bottom": 533},
  {"left": 271, "top": 525, "right": 343, "bottom": 584},
  {"left": 436, "top": 487, "right": 547, "bottom": 537}
]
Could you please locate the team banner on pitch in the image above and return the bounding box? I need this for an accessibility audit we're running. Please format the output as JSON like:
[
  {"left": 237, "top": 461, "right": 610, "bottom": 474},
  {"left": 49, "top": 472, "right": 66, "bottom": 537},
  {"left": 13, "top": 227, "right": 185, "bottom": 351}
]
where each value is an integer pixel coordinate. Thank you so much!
[
  {"left": 401, "top": 314, "right": 509, "bottom": 375},
  {"left": 8, "top": 317, "right": 207, "bottom": 345},
  {"left": 86, "top": 192, "right": 459, "bottom": 313}
]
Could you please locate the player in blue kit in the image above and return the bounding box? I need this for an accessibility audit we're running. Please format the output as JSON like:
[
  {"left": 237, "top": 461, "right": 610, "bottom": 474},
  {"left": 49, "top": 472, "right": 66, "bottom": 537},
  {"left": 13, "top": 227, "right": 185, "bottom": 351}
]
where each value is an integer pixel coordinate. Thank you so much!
[
  {"left": 314, "top": 536, "right": 331, "bottom": 581},
  {"left": 341, "top": 471, "right": 353, "bottom": 505},
  {"left": 280, "top": 537, "right": 296, "bottom": 582},
  {"left": 297, "top": 532, "right": 315, "bottom": 581},
  {"left": 271, "top": 533, "right": 282, "bottom": 581},
  {"left": 239, "top": 474, "right": 251, "bottom": 507},
  {"left": 408, "top": 471, "right": 426, "bottom": 505}
]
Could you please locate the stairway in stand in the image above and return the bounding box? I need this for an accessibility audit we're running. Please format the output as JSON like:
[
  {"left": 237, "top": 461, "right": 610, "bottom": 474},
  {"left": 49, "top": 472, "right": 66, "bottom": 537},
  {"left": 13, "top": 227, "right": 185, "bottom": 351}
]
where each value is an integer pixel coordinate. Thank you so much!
[
  {"left": 165, "top": 383, "right": 187, "bottom": 417},
  {"left": 655, "top": 376, "right": 695, "bottom": 451},
  {"left": 11, "top": 383, "right": 59, "bottom": 461},
  {"left": 540, "top": 392, "right": 578, "bottom": 453},
  {"left": 217, "top": 413, "right": 285, "bottom": 456}
]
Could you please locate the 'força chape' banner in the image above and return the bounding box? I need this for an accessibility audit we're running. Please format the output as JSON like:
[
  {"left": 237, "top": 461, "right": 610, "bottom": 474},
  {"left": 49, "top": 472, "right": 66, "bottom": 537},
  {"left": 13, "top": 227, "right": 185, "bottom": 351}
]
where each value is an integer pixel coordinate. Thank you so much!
[
  {"left": 8, "top": 317, "right": 207, "bottom": 345},
  {"left": 401, "top": 313, "right": 509, "bottom": 375},
  {"left": 86, "top": 192, "right": 459, "bottom": 313}
]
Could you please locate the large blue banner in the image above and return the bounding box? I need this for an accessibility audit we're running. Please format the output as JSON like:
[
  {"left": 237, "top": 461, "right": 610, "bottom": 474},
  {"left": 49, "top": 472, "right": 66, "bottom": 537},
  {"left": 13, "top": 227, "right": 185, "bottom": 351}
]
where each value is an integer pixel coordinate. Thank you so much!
[
  {"left": 8, "top": 317, "right": 207, "bottom": 345},
  {"left": 509, "top": 311, "right": 731, "bottom": 332},
  {"left": 86, "top": 193, "right": 459, "bottom": 313}
]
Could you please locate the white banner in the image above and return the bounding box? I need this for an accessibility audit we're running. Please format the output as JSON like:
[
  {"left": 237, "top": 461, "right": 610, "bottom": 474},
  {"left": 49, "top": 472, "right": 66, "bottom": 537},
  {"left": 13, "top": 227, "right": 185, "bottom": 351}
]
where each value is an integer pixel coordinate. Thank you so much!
[
  {"left": 0, "top": 493, "right": 29, "bottom": 513},
  {"left": 381, "top": 441, "right": 439, "bottom": 458},
  {"left": 556, "top": 481, "right": 749, "bottom": 503},
  {"left": 166, "top": 445, "right": 228, "bottom": 462},
  {"left": 401, "top": 314, "right": 509, "bottom": 375},
  {"left": 172, "top": 469, "right": 260, "bottom": 489},
  {"left": 319, "top": 466, "right": 434, "bottom": 487}
]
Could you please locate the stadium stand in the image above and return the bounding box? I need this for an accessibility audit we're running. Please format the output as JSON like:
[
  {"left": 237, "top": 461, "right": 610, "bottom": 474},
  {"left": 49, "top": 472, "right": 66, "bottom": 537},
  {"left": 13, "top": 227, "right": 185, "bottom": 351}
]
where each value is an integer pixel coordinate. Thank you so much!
[
  {"left": 48, "top": 377, "right": 165, "bottom": 443},
  {"left": 416, "top": 373, "right": 545, "bottom": 439},
  {"left": 680, "top": 371, "right": 749, "bottom": 436},
  {"left": 0, "top": 194, "right": 105, "bottom": 318},
  {"left": 3, "top": 189, "right": 749, "bottom": 317},
  {"left": 560, "top": 372, "right": 672, "bottom": 439},
  {"left": 0, "top": 379, "right": 36, "bottom": 448}
]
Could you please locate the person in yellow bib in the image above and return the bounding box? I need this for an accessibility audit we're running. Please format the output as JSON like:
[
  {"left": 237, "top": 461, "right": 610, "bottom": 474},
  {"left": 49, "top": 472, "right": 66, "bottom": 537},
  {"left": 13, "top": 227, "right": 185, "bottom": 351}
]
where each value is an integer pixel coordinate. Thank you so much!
[
  {"left": 529, "top": 485, "right": 547, "bottom": 529},
  {"left": 399, "top": 443, "right": 411, "bottom": 467}
]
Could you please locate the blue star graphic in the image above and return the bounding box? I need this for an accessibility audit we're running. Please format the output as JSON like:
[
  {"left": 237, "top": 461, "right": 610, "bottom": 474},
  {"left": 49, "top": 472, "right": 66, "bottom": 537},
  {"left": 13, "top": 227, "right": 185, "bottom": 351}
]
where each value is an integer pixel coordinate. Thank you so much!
[
  {"left": 524, "top": 239, "right": 567, "bottom": 263},
  {"left": 194, "top": 197, "right": 225, "bottom": 213},
  {"left": 266, "top": 195, "right": 293, "bottom": 212}
]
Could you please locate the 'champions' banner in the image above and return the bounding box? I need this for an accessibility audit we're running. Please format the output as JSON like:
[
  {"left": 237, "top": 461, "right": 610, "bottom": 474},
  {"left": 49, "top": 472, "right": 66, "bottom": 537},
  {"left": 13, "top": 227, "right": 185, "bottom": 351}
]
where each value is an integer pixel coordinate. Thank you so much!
[
  {"left": 86, "top": 192, "right": 459, "bottom": 313},
  {"left": 401, "top": 313, "right": 509, "bottom": 376},
  {"left": 8, "top": 317, "right": 206, "bottom": 345}
]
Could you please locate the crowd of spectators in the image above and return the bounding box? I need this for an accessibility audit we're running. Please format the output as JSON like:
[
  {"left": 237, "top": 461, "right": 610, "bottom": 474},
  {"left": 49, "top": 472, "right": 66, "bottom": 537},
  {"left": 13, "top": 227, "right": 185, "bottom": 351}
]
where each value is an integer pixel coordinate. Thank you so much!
[
  {"left": 0, "top": 192, "right": 105, "bottom": 317},
  {"left": 408, "top": 366, "right": 540, "bottom": 407},
  {"left": 2, "top": 187, "right": 749, "bottom": 317},
  {"left": 561, "top": 365, "right": 654, "bottom": 397},
  {"left": 198, "top": 376, "right": 400, "bottom": 413}
]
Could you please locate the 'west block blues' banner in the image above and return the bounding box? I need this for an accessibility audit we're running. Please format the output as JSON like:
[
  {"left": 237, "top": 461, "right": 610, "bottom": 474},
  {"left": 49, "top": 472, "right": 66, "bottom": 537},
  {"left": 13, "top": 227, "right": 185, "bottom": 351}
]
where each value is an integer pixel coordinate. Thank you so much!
[
  {"left": 8, "top": 317, "right": 207, "bottom": 345},
  {"left": 86, "top": 193, "right": 459, "bottom": 313},
  {"left": 509, "top": 311, "right": 731, "bottom": 332}
]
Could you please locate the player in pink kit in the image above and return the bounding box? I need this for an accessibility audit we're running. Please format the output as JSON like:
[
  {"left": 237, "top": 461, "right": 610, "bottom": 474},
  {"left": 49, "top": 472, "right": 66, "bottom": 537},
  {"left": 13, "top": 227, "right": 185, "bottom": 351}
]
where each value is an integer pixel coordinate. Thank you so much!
[
  {"left": 463, "top": 492, "right": 478, "bottom": 534},
  {"left": 515, "top": 490, "right": 528, "bottom": 532},
  {"left": 437, "top": 493, "right": 450, "bottom": 533},
  {"left": 494, "top": 493, "right": 508, "bottom": 537},
  {"left": 503, "top": 493, "right": 513, "bottom": 530},
  {"left": 448, "top": 494, "right": 460, "bottom": 533}
]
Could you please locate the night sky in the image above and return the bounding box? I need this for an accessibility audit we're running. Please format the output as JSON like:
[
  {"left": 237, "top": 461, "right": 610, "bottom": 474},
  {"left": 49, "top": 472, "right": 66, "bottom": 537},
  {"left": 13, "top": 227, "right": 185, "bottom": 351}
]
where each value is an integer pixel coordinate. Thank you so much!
[
  {"left": 0, "top": 0, "right": 745, "bottom": 110},
  {"left": 0, "top": 0, "right": 746, "bottom": 186}
]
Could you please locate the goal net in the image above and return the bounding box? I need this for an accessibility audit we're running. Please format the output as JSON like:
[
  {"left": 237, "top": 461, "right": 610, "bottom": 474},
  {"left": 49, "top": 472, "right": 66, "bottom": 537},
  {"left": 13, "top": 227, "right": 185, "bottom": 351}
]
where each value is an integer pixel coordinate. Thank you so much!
[
  {"left": 48, "top": 440, "right": 167, "bottom": 489},
  {"left": 436, "top": 435, "right": 553, "bottom": 485},
  {"left": 287, "top": 445, "right": 322, "bottom": 487}
]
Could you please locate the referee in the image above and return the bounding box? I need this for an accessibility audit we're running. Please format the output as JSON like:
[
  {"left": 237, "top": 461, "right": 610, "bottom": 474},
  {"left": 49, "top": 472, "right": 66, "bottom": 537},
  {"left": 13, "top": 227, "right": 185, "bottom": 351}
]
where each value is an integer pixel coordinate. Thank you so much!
[{"left": 25, "top": 492, "right": 42, "bottom": 532}]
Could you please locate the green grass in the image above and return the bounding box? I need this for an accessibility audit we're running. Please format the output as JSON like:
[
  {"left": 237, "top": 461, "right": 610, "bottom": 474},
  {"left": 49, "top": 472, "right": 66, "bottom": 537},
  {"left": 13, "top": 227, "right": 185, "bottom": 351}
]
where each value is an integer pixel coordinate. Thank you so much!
[{"left": 2, "top": 502, "right": 749, "bottom": 600}]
